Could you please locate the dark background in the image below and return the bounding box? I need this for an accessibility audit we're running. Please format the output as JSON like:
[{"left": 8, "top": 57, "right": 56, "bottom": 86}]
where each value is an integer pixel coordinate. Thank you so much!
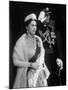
[{"left": 9, "top": 1, "right": 66, "bottom": 89}]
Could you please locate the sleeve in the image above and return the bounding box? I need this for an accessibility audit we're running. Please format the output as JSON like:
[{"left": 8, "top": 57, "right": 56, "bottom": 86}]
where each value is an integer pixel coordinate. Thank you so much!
[
  {"left": 13, "top": 39, "right": 24, "bottom": 61},
  {"left": 13, "top": 38, "right": 25, "bottom": 66},
  {"left": 13, "top": 37, "right": 30, "bottom": 68}
]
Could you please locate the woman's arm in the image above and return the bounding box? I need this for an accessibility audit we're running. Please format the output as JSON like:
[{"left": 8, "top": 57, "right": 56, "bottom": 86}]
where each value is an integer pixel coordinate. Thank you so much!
[
  {"left": 13, "top": 55, "right": 40, "bottom": 69},
  {"left": 13, "top": 56, "right": 31, "bottom": 68},
  {"left": 13, "top": 42, "right": 39, "bottom": 68},
  {"left": 13, "top": 37, "right": 32, "bottom": 68}
]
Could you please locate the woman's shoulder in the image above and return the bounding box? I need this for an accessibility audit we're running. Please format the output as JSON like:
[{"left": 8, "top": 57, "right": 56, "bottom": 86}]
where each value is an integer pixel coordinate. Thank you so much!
[
  {"left": 15, "top": 33, "right": 26, "bottom": 47},
  {"left": 35, "top": 35, "right": 42, "bottom": 42},
  {"left": 35, "top": 35, "right": 44, "bottom": 49}
]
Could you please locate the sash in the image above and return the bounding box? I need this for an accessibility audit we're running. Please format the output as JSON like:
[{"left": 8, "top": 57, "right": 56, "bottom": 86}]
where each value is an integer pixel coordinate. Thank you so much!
[
  {"left": 27, "top": 38, "right": 41, "bottom": 74},
  {"left": 29, "top": 38, "right": 41, "bottom": 63}
]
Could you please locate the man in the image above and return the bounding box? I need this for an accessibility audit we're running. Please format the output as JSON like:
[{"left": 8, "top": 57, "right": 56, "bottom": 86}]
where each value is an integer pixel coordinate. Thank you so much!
[{"left": 38, "top": 7, "right": 63, "bottom": 86}]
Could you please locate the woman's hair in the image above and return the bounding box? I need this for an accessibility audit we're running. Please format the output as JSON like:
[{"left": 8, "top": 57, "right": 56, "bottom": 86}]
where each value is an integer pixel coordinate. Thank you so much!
[
  {"left": 24, "top": 19, "right": 32, "bottom": 27},
  {"left": 24, "top": 19, "right": 37, "bottom": 27}
]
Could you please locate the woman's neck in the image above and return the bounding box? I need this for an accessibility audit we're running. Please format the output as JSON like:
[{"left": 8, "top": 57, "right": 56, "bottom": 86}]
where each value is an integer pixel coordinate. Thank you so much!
[
  {"left": 25, "top": 33, "right": 36, "bottom": 50},
  {"left": 26, "top": 33, "right": 35, "bottom": 40}
]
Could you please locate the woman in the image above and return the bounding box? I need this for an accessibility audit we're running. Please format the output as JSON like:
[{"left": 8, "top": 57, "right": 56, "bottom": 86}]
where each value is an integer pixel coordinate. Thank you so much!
[{"left": 13, "top": 13, "right": 50, "bottom": 88}]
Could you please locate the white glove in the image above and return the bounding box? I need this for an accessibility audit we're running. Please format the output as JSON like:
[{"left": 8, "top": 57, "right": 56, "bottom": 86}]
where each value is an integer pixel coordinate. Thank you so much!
[{"left": 56, "top": 58, "right": 63, "bottom": 70}]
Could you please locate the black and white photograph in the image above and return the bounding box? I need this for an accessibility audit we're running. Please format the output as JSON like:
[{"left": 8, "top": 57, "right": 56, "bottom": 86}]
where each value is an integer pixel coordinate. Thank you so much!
[{"left": 9, "top": 1, "right": 66, "bottom": 89}]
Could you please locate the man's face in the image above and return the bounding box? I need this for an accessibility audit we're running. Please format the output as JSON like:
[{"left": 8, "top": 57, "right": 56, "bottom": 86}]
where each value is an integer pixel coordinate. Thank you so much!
[
  {"left": 27, "top": 20, "right": 37, "bottom": 35},
  {"left": 45, "top": 14, "right": 50, "bottom": 23}
]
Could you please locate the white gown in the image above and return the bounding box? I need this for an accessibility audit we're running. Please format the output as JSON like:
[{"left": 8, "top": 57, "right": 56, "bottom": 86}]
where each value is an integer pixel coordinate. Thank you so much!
[{"left": 27, "top": 35, "right": 50, "bottom": 87}]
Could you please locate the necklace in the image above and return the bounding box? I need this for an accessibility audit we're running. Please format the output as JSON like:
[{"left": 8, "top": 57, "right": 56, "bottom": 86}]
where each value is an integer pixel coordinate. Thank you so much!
[{"left": 25, "top": 33, "right": 36, "bottom": 50}]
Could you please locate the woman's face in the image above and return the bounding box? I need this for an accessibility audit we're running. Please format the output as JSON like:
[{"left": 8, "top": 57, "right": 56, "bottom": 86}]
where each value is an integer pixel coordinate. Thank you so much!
[{"left": 26, "top": 20, "right": 37, "bottom": 35}]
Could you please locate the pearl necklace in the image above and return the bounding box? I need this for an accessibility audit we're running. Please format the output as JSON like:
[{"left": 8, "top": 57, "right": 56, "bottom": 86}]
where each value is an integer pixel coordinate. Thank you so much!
[{"left": 25, "top": 33, "right": 36, "bottom": 50}]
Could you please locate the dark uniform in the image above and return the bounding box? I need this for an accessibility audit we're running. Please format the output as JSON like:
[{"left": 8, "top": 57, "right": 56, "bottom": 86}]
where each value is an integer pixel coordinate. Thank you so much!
[{"left": 37, "top": 19, "right": 63, "bottom": 86}]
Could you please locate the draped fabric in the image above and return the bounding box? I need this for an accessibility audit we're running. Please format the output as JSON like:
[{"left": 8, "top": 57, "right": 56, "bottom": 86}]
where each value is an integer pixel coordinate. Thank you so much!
[
  {"left": 27, "top": 37, "right": 50, "bottom": 87},
  {"left": 13, "top": 34, "right": 28, "bottom": 88},
  {"left": 13, "top": 34, "right": 50, "bottom": 88}
]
